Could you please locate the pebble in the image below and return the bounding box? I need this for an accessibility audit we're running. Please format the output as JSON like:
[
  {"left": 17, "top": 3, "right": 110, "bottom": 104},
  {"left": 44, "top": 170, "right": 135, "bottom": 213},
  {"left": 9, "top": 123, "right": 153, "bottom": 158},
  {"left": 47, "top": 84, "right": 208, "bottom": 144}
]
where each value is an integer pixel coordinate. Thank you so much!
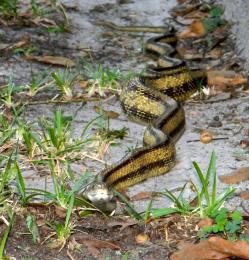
[{"left": 209, "top": 115, "right": 222, "bottom": 127}]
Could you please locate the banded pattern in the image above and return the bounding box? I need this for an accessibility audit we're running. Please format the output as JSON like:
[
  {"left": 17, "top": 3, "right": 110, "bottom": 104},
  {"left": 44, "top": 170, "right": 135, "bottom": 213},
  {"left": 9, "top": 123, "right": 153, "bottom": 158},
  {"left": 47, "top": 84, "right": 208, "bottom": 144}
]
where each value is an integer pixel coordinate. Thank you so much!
[{"left": 88, "top": 23, "right": 206, "bottom": 194}]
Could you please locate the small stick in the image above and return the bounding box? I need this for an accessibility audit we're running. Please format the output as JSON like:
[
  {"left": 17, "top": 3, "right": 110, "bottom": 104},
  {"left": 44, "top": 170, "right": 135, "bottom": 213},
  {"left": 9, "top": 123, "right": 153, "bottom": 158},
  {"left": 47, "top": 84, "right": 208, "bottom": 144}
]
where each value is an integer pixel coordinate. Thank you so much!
[
  {"left": 26, "top": 97, "right": 99, "bottom": 105},
  {"left": 187, "top": 137, "right": 229, "bottom": 143}
]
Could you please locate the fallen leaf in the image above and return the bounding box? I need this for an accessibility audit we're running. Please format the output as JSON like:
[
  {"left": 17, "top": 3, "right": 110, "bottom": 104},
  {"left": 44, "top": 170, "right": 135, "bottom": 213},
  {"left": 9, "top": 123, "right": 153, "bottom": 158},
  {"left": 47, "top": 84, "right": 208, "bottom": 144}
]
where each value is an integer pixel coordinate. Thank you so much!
[
  {"left": 79, "top": 80, "right": 88, "bottom": 88},
  {"left": 184, "top": 10, "right": 209, "bottom": 19},
  {"left": 245, "top": 129, "right": 249, "bottom": 136},
  {"left": 171, "top": 4, "right": 201, "bottom": 17},
  {"left": 11, "top": 35, "right": 30, "bottom": 49},
  {"left": 171, "top": 239, "right": 230, "bottom": 260},
  {"left": 219, "top": 167, "right": 249, "bottom": 184},
  {"left": 177, "top": 0, "right": 189, "bottom": 3},
  {"left": 197, "top": 218, "right": 213, "bottom": 229},
  {"left": 135, "top": 233, "right": 150, "bottom": 244},
  {"left": 32, "top": 17, "right": 56, "bottom": 27},
  {"left": 130, "top": 191, "right": 153, "bottom": 201},
  {"left": 55, "top": 206, "right": 67, "bottom": 218},
  {"left": 240, "top": 191, "right": 249, "bottom": 200},
  {"left": 94, "top": 106, "right": 119, "bottom": 119},
  {"left": 209, "top": 237, "right": 249, "bottom": 259},
  {"left": 77, "top": 238, "right": 121, "bottom": 258},
  {"left": 25, "top": 55, "right": 75, "bottom": 67},
  {"left": 207, "top": 70, "right": 248, "bottom": 87},
  {"left": 240, "top": 140, "right": 249, "bottom": 148},
  {"left": 179, "top": 21, "right": 206, "bottom": 38},
  {"left": 107, "top": 219, "right": 137, "bottom": 231}
]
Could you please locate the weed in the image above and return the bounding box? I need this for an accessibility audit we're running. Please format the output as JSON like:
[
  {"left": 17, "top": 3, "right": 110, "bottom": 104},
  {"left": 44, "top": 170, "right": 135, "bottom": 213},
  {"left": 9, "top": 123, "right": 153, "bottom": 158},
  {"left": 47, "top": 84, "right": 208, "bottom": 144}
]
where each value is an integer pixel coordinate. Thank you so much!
[
  {"left": 114, "top": 190, "right": 142, "bottom": 221},
  {"left": 46, "top": 194, "right": 75, "bottom": 250},
  {"left": 0, "top": 207, "right": 15, "bottom": 259},
  {"left": 0, "top": 79, "right": 24, "bottom": 108},
  {"left": 148, "top": 152, "right": 235, "bottom": 218},
  {"left": 0, "top": 149, "right": 21, "bottom": 206},
  {"left": 83, "top": 64, "right": 121, "bottom": 97},
  {"left": 0, "top": 0, "right": 18, "bottom": 18},
  {"left": 51, "top": 69, "right": 78, "bottom": 99},
  {"left": 13, "top": 45, "right": 39, "bottom": 56},
  {"left": 191, "top": 152, "right": 235, "bottom": 217},
  {"left": 46, "top": 23, "right": 67, "bottom": 33},
  {"left": 26, "top": 214, "right": 40, "bottom": 243},
  {"left": 202, "top": 6, "right": 224, "bottom": 33},
  {"left": 27, "top": 69, "right": 51, "bottom": 96},
  {"left": 199, "top": 208, "right": 246, "bottom": 240}
]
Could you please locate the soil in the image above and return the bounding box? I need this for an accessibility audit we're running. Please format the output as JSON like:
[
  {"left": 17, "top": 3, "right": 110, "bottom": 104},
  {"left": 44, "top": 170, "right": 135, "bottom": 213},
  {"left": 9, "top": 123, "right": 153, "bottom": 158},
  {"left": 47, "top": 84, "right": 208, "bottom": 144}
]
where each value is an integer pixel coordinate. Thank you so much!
[
  {"left": 1, "top": 0, "right": 249, "bottom": 259},
  {"left": 2, "top": 204, "right": 200, "bottom": 260}
]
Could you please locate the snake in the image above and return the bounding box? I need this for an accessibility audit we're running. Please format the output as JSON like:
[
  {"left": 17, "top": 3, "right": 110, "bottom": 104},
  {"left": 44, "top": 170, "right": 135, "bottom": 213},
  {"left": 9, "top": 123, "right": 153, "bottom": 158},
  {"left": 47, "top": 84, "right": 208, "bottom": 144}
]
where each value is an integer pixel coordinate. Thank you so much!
[{"left": 82, "top": 21, "right": 206, "bottom": 210}]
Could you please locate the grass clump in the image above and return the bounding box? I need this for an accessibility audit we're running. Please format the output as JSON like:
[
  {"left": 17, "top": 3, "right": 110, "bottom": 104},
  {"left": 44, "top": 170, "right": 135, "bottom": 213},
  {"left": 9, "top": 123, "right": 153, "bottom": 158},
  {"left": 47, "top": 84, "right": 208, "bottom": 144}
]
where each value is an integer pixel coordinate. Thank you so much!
[{"left": 148, "top": 152, "right": 235, "bottom": 218}]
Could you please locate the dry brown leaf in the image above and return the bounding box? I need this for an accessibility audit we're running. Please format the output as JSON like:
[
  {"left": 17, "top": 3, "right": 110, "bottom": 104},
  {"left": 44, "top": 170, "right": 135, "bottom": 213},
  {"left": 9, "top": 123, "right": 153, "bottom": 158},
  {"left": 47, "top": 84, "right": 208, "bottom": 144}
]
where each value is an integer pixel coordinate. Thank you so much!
[
  {"left": 77, "top": 238, "right": 121, "bottom": 250},
  {"left": 184, "top": 10, "right": 209, "bottom": 19},
  {"left": 171, "top": 4, "right": 200, "bottom": 17},
  {"left": 177, "top": 0, "right": 189, "bottom": 3},
  {"left": 245, "top": 129, "right": 249, "bottom": 136},
  {"left": 107, "top": 219, "right": 137, "bottom": 231},
  {"left": 130, "top": 191, "right": 153, "bottom": 201},
  {"left": 240, "top": 140, "right": 249, "bottom": 148},
  {"left": 179, "top": 21, "right": 206, "bottom": 39},
  {"left": 209, "top": 237, "right": 249, "bottom": 259},
  {"left": 171, "top": 239, "right": 230, "bottom": 260},
  {"left": 55, "top": 206, "right": 67, "bottom": 218},
  {"left": 197, "top": 218, "right": 213, "bottom": 229},
  {"left": 79, "top": 80, "right": 88, "bottom": 89},
  {"left": 177, "top": 46, "right": 222, "bottom": 60},
  {"left": 94, "top": 106, "right": 119, "bottom": 119},
  {"left": 32, "top": 17, "right": 56, "bottom": 27},
  {"left": 240, "top": 191, "right": 249, "bottom": 200},
  {"left": 219, "top": 167, "right": 249, "bottom": 184},
  {"left": 12, "top": 35, "right": 30, "bottom": 49},
  {"left": 207, "top": 70, "right": 248, "bottom": 87},
  {"left": 26, "top": 55, "right": 75, "bottom": 67}
]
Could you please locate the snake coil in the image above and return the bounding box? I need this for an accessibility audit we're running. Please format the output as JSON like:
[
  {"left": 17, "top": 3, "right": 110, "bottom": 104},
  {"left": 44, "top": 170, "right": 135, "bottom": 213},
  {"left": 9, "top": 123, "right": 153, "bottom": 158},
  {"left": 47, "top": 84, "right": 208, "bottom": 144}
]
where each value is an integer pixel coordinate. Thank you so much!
[{"left": 83, "top": 22, "right": 206, "bottom": 207}]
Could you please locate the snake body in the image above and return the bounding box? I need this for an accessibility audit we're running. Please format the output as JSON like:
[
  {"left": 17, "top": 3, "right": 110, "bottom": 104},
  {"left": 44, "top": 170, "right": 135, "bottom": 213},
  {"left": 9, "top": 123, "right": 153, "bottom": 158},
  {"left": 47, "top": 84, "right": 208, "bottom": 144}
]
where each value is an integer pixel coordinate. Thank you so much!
[{"left": 83, "top": 22, "right": 206, "bottom": 205}]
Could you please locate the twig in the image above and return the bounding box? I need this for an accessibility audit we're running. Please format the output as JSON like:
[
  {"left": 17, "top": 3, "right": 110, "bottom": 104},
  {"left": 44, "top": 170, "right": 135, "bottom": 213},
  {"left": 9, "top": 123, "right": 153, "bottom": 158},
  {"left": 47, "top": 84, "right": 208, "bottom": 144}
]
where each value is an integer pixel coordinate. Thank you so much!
[
  {"left": 187, "top": 137, "right": 229, "bottom": 143},
  {"left": 26, "top": 97, "right": 99, "bottom": 105}
]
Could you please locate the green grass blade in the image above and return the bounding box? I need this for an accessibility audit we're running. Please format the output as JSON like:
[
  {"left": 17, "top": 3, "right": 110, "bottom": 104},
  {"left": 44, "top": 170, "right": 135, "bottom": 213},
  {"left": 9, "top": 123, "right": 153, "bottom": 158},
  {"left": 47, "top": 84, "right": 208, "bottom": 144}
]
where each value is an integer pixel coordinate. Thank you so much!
[
  {"left": 0, "top": 211, "right": 15, "bottom": 259},
  {"left": 193, "top": 161, "right": 210, "bottom": 206},
  {"left": 114, "top": 190, "right": 142, "bottom": 220},
  {"left": 16, "top": 162, "right": 27, "bottom": 201},
  {"left": 150, "top": 207, "right": 179, "bottom": 218},
  {"left": 144, "top": 199, "right": 153, "bottom": 222},
  {"left": 65, "top": 194, "right": 75, "bottom": 229}
]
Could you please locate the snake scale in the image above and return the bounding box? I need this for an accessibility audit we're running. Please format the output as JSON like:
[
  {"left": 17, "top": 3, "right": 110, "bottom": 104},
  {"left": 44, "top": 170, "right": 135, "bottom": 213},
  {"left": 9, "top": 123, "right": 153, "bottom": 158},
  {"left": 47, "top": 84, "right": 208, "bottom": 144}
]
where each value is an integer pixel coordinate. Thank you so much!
[{"left": 83, "top": 21, "right": 206, "bottom": 208}]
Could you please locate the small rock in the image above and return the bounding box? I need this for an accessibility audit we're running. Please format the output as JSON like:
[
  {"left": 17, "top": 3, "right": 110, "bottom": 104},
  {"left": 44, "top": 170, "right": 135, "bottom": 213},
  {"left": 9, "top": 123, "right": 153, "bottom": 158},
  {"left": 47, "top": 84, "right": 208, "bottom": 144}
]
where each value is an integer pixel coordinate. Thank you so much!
[{"left": 209, "top": 116, "right": 222, "bottom": 127}]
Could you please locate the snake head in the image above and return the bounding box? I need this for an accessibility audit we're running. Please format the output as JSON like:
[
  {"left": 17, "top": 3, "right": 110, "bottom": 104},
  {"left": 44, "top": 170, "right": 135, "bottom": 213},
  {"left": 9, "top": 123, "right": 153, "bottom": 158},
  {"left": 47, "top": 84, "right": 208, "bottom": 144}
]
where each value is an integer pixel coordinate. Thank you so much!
[{"left": 82, "top": 182, "right": 117, "bottom": 213}]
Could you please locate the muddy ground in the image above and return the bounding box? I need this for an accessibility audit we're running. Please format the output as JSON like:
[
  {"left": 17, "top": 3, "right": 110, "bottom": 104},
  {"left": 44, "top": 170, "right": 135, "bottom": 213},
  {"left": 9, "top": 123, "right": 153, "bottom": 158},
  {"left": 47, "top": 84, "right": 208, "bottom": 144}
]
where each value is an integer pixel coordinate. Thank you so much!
[{"left": 1, "top": 0, "right": 249, "bottom": 259}]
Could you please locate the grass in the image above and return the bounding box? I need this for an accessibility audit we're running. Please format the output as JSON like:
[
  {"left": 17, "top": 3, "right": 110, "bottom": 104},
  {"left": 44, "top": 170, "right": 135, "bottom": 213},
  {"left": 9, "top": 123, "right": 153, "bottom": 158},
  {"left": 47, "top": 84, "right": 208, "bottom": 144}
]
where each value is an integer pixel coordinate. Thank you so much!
[
  {"left": 149, "top": 152, "right": 235, "bottom": 218},
  {"left": 117, "top": 152, "right": 236, "bottom": 223},
  {"left": 0, "top": 207, "right": 15, "bottom": 260},
  {"left": 83, "top": 63, "right": 122, "bottom": 97},
  {"left": 51, "top": 69, "right": 78, "bottom": 99}
]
